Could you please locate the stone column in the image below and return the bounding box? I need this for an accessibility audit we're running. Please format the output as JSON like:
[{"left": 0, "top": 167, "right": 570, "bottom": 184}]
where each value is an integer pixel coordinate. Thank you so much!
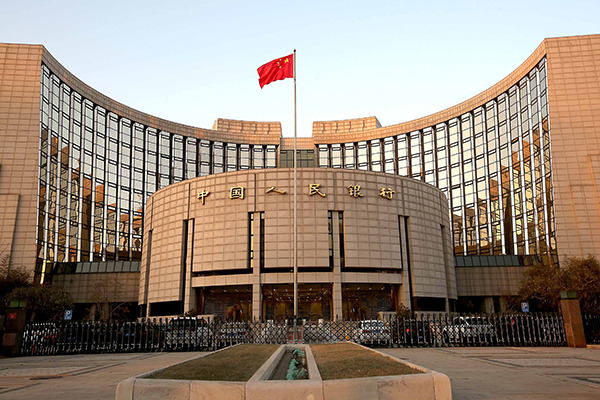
[
  {"left": 252, "top": 280, "right": 262, "bottom": 321},
  {"left": 332, "top": 269, "right": 343, "bottom": 321},
  {"left": 183, "top": 219, "right": 195, "bottom": 314},
  {"left": 560, "top": 291, "right": 586, "bottom": 348},
  {"left": 398, "top": 216, "right": 413, "bottom": 311},
  {"left": 252, "top": 207, "right": 262, "bottom": 320},
  {"left": 332, "top": 211, "right": 343, "bottom": 320},
  {"left": 498, "top": 297, "right": 509, "bottom": 313},
  {"left": 484, "top": 297, "right": 495, "bottom": 314}
]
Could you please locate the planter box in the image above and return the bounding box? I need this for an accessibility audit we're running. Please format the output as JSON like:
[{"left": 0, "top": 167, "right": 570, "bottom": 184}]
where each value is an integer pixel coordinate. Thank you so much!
[{"left": 116, "top": 344, "right": 452, "bottom": 400}]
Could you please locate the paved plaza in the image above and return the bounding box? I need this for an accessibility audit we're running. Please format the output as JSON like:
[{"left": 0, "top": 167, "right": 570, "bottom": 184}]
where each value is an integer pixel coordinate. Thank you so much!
[
  {"left": 0, "top": 347, "right": 598, "bottom": 399},
  {"left": 0, "top": 352, "right": 205, "bottom": 400},
  {"left": 383, "top": 347, "right": 600, "bottom": 400}
]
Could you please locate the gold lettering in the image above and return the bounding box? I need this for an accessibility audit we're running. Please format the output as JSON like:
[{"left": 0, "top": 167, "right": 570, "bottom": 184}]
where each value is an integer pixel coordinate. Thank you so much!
[
  {"left": 197, "top": 190, "right": 210, "bottom": 205},
  {"left": 230, "top": 186, "right": 245, "bottom": 200},
  {"left": 347, "top": 185, "right": 364, "bottom": 198},
  {"left": 309, "top": 184, "right": 326, "bottom": 197},
  {"left": 379, "top": 187, "right": 395, "bottom": 200},
  {"left": 266, "top": 186, "right": 287, "bottom": 195}
]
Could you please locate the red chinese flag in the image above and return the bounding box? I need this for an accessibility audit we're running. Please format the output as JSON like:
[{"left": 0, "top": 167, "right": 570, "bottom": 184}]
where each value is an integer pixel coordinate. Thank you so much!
[{"left": 257, "top": 54, "right": 294, "bottom": 88}]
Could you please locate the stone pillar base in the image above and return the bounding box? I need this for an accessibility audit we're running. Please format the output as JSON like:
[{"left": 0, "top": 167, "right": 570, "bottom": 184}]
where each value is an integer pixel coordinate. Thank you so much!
[{"left": 560, "top": 298, "right": 586, "bottom": 348}]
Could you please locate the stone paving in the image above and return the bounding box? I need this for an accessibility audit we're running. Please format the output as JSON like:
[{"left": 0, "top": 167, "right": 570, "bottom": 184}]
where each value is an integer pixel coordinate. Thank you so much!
[
  {"left": 0, "top": 347, "right": 598, "bottom": 399},
  {"left": 0, "top": 352, "right": 206, "bottom": 400},
  {"left": 382, "top": 346, "right": 600, "bottom": 400}
]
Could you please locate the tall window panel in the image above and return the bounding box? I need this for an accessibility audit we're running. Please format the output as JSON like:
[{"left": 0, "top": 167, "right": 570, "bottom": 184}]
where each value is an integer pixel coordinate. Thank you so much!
[
  {"left": 159, "top": 131, "right": 171, "bottom": 188},
  {"left": 423, "top": 128, "right": 435, "bottom": 186},
  {"left": 318, "top": 145, "right": 330, "bottom": 168},
  {"left": 344, "top": 143, "right": 355, "bottom": 169},
  {"left": 357, "top": 141, "right": 368, "bottom": 170},
  {"left": 226, "top": 143, "right": 238, "bottom": 171},
  {"left": 474, "top": 106, "right": 489, "bottom": 254},
  {"left": 266, "top": 145, "right": 277, "bottom": 168},
  {"left": 331, "top": 145, "right": 342, "bottom": 168},
  {"left": 118, "top": 118, "right": 132, "bottom": 260},
  {"left": 409, "top": 131, "right": 422, "bottom": 180},
  {"left": 383, "top": 138, "right": 395, "bottom": 174},
  {"left": 145, "top": 128, "right": 158, "bottom": 196},
  {"left": 397, "top": 134, "right": 408, "bottom": 176},
  {"left": 199, "top": 140, "right": 211, "bottom": 176},
  {"left": 70, "top": 93, "right": 83, "bottom": 261},
  {"left": 93, "top": 107, "right": 107, "bottom": 261},
  {"left": 239, "top": 144, "right": 250, "bottom": 170},
  {"left": 81, "top": 100, "right": 94, "bottom": 261},
  {"left": 461, "top": 114, "right": 477, "bottom": 254},
  {"left": 172, "top": 134, "right": 184, "bottom": 183},
  {"left": 436, "top": 124, "right": 448, "bottom": 193},
  {"left": 253, "top": 146, "right": 264, "bottom": 169},
  {"left": 132, "top": 123, "right": 145, "bottom": 213},
  {"left": 212, "top": 141, "right": 224, "bottom": 173},
  {"left": 185, "top": 137, "right": 198, "bottom": 179},
  {"left": 370, "top": 140, "right": 382, "bottom": 172}
]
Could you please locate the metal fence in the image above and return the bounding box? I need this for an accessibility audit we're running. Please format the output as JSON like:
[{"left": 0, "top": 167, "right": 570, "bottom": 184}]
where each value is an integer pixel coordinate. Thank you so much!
[
  {"left": 20, "top": 313, "right": 567, "bottom": 356},
  {"left": 301, "top": 313, "right": 567, "bottom": 348},
  {"left": 583, "top": 313, "right": 600, "bottom": 345},
  {"left": 20, "top": 318, "right": 290, "bottom": 356}
]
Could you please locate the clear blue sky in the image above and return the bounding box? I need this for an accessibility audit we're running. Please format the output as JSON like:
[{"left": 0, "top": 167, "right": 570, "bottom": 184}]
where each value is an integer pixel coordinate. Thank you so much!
[{"left": 1, "top": 1, "right": 598, "bottom": 138}]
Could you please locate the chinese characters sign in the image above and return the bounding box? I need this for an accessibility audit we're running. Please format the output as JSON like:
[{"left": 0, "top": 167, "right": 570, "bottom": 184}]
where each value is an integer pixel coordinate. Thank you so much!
[
  {"left": 196, "top": 184, "right": 398, "bottom": 203},
  {"left": 379, "top": 188, "right": 395, "bottom": 200},
  {"left": 347, "top": 185, "right": 364, "bottom": 198},
  {"left": 197, "top": 190, "right": 210, "bottom": 205},
  {"left": 266, "top": 187, "right": 286, "bottom": 195},
  {"left": 230, "top": 186, "right": 245, "bottom": 200},
  {"left": 309, "top": 184, "right": 326, "bottom": 197}
]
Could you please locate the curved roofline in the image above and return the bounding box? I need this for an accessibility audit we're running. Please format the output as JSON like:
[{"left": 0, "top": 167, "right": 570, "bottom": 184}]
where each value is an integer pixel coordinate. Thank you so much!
[
  {"left": 40, "top": 46, "right": 281, "bottom": 145},
  {"left": 34, "top": 34, "right": 596, "bottom": 146},
  {"left": 313, "top": 38, "right": 548, "bottom": 144}
]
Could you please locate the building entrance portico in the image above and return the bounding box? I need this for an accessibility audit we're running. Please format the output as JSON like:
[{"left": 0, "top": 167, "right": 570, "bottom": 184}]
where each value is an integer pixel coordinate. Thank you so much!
[{"left": 261, "top": 283, "right": 333, "bottom": 320}]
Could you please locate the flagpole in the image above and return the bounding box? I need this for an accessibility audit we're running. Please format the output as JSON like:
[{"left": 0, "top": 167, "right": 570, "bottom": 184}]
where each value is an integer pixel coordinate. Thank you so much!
[{"left": 293, "top": 49, "right": 298, "bottom": 323}]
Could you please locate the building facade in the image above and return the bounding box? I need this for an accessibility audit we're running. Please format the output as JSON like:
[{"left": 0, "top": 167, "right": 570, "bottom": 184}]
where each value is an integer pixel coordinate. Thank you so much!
[
  {"left": 140, "top": 168, "right": 454, "bottom": 319},
  {"left": 1, "top": 34, "right": 599, "bottom": 318}
]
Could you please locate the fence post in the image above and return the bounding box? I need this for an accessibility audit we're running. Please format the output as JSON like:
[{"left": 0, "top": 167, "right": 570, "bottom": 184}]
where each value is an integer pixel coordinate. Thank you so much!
[
  {"left": 1, "top": 308, "right": 27, "bottom": 357},
  {"left": 559, "top": 291, "right": 586, "bottom": 348}
]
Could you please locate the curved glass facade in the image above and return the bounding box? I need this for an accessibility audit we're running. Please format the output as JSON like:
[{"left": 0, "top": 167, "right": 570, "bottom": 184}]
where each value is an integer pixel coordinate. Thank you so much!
[
  {"left": 36, "top": 64, "right": 277, "bottom": 280},
  {"left": 317, "top": 59, "right": 555, "bottom": 260},
  {"left": 36, "top": 57, "right": 555, "bottom": 281}
]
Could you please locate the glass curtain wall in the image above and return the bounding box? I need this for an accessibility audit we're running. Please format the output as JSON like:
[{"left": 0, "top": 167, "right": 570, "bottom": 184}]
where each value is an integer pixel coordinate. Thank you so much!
[
  {"left": 316, "top": 58, "right": 554, "bottom": 261},
  {"left": 36, "top": 64, "right": 278, "bottom": 279}
]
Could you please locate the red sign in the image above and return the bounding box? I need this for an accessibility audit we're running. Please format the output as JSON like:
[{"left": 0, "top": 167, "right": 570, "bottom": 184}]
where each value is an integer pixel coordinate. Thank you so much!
[{"left": 8, "top": 313, "right": 17, "bottom": 320}]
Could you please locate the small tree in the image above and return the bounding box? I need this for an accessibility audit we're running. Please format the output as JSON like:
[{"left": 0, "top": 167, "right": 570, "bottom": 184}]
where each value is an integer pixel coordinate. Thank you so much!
[
  {"left": 89, "top": 275, "right": 130, "bottom": 321},
  {"left": 0, "top": 249, "right": 31, "bottom": 315},
  {"left": 518, "top": 262, "right": 562, "bottom": 311},
  {"left": 563, "top": 256, "right": 600, "bottom": 314},
  {"left": 9, "top": 283, "right": 72, "bottom": 322},
  {"left": 519, "top": 256, "right": 600, "bottom": 313},
  {"left": 395, "top": 304, "right": 412, "bottom": 319}
]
